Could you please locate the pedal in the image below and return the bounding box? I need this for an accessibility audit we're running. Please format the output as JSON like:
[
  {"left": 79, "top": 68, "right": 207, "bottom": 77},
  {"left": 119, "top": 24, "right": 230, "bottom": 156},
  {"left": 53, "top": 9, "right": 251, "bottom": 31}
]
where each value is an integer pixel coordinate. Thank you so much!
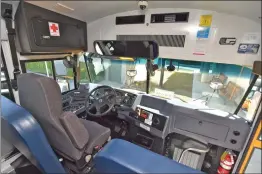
[
  {"left": 121, "top": 130, "right": 126, "bottom": 137},
  {"left": 114, "top": 125, "right": 121, "bottom": 133}
]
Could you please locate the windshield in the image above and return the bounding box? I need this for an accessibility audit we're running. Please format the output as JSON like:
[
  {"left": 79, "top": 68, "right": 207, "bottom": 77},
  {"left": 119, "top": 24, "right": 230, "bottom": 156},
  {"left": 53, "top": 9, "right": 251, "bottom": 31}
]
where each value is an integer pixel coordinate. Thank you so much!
[
  {"left": 82, "top": 55, "right": 261, "bottom": 121},
  {"left": 82, "top": 55, "right": 148, "bottom": 92}
]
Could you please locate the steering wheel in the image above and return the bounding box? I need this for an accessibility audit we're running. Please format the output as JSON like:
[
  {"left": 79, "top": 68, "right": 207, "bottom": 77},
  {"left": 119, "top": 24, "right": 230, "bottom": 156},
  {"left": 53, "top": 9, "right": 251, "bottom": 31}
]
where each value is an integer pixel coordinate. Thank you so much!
[{"left": 85, "top": 85, "right": 116, "bottom": 117}]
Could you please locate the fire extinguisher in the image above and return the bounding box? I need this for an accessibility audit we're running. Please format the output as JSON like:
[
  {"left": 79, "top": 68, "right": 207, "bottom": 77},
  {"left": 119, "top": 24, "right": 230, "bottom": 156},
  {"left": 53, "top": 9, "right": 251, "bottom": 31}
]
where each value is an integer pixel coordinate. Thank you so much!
[{"left": 217, "top": 149, "right": 236, "bottom": 174}]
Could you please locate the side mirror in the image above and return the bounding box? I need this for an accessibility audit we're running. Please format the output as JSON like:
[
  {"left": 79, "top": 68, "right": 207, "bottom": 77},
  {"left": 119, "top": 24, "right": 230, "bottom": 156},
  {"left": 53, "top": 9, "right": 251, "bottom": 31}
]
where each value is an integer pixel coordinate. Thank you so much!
[
  {"left": 146, "top": 61, "right": 159, "bottom": 76},
  {"left": 167, "top": 60, "right": 175, "bottom": 71},
  {"left": 63, "top": 55, "right": 77, "bottom": 68},
  {"left": 126, "top": 70, "right": 137, "bottom": 77}
]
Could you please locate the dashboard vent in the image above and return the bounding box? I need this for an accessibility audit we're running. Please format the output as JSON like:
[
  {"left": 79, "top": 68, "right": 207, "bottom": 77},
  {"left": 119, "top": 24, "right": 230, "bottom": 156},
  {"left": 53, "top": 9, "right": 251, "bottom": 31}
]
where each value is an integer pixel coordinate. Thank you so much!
[
  {"left": 116, "top": 15, "right": 145, "bottom": 25},
  {"left": 117, "top": 35, "right": 186, "bottom": 47},
  {"left": 151, "top": 12, "right": 189, "bottom": 23}
]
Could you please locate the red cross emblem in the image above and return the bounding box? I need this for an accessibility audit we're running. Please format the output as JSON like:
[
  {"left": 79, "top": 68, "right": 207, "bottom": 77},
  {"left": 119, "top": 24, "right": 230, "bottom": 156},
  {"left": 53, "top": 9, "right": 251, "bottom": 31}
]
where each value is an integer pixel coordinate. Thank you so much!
[
  {"left": 50, "top": 24, "right": 58, "bottom": 32},
  {"left": 48, "top": 22, "right": 60, "bottom": 36}
]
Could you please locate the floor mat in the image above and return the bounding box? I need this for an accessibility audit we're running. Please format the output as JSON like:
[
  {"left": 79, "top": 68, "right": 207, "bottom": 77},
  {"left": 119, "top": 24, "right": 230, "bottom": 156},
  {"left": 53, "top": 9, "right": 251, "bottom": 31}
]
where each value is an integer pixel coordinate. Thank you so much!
[{"left": 15, "top": 165, "right": 42, "bottom": 174}]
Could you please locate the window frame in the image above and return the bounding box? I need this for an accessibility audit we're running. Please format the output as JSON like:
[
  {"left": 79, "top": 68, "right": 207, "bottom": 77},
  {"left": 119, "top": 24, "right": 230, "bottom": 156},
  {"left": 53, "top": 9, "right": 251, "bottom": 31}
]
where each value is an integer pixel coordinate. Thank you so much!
[
  {"left": 1, "top": 46, "right": 15, "bottom": 101},
  {"left": 237, "top": 119, "right": 262, "bottom": 173},
  {"left": 20, "top": 58, "right": 79, "bottom": 94}
]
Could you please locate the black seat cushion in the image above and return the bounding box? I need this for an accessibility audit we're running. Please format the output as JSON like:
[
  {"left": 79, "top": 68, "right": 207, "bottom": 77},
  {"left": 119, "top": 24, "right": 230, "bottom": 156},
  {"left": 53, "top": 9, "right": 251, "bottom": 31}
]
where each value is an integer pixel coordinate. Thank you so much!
[
  {"left": 59, "top": 112, "right": 89, "bottom": 150},
  {"left": 80, "top": 119, "right": 111, "bottom": 154}
]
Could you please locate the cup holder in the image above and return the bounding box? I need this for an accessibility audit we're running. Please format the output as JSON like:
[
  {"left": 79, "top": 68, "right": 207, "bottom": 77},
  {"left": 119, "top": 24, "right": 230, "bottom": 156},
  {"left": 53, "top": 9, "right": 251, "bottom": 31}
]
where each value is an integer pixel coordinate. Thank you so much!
[{"left": 233, "top": 131, "right": 240, "bottom": 136}]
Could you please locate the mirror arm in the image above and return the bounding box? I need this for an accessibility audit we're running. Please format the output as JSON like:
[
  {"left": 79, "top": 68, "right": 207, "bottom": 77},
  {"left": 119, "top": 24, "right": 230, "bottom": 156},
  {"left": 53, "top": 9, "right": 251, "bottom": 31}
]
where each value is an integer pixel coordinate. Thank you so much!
[{"left": 149, "top": 43, "right": 154, "bottom": 59}]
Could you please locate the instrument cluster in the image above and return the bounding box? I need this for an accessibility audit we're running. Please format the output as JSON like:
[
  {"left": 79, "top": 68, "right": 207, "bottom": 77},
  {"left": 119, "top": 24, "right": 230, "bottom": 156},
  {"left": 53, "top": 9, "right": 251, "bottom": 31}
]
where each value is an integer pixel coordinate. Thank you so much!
[
  {"left": 115, "top": 89, "right": 137, "bottom": 107},
  {"left": 61, "top": 87, "right": 137, "bottom": 115},
  {"left": 103, "top": 88, "right": 137, "bottom": 107}
]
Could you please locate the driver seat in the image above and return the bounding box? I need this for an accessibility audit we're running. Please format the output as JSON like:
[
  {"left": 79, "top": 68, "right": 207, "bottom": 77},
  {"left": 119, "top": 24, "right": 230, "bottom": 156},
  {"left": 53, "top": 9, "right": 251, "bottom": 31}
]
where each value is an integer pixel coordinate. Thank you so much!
[{"left": 17, "top": 73, "right": 111, "bottom": 171}]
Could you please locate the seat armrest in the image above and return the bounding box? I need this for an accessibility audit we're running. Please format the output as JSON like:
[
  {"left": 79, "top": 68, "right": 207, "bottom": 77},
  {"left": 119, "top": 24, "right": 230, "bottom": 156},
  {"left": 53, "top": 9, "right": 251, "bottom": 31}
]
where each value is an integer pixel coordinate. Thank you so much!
[{"left": 59, "top": 112, "right": 89, "bottom": 150}]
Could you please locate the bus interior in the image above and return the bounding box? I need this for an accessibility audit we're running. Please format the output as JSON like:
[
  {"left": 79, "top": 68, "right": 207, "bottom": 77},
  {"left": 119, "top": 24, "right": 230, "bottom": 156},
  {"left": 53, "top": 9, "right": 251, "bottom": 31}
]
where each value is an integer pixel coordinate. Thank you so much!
[{"left": 1, "top": 1, "right": 261, "bottom": 174}]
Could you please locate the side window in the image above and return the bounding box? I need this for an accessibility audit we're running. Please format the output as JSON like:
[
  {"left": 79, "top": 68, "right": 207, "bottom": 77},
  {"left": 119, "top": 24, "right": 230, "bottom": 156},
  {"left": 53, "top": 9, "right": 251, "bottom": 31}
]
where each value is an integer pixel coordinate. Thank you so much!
[
  {"left": 25, "top": 61, "right": 53, "bottom": 78},
  {"left": 23, "top": 59, "right": 76, "bottom": 93},
  {"left": 53, "top": 60, "right": 75, "bottom": 92}
]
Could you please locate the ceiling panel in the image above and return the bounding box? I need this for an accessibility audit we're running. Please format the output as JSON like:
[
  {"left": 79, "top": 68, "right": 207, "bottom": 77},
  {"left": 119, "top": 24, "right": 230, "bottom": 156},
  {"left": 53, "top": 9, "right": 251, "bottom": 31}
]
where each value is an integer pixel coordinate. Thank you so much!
[{"left": 26, "top": 1, "right": 261, "bottom": 24}]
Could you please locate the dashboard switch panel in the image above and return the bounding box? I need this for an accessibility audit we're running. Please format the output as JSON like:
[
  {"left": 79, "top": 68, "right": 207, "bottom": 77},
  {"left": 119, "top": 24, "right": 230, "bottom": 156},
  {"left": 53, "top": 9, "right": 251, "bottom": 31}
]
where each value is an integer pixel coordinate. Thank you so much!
[{"left": 135, "top": 106, "right": 167, "bottom": 131}]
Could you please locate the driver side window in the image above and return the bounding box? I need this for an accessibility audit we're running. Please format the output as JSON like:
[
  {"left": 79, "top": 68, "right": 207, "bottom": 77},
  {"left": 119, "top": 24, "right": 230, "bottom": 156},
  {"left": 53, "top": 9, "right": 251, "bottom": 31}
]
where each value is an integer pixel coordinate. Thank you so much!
[{"left": 22, "top": 59, "right": 77, "bottom": 93}]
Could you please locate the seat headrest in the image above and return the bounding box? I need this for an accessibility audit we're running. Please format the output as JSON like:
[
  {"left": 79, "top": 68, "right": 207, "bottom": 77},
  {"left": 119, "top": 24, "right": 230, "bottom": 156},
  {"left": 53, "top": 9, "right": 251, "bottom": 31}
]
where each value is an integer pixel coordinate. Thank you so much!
[{"left": 18, "top": 73, "right": 63, "bottom": 122}]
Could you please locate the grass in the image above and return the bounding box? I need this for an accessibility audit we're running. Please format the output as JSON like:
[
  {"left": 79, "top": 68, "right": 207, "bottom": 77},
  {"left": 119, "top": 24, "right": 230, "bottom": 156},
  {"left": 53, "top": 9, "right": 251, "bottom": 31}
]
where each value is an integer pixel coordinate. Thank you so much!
[
  {"left": 25, "top": 62, "right": 53, "bottom": 76},
  {"left": 163, "top": 72, "right": 193, "bottom": 98},
  {"left": 25, "top": 62, "right": 194, "bottom": 99},
  {"left": 131, "top": 81, "right": 159, "bottom": 92},
  {"left": 120, "top": 71, "right": 194, "bottom": 99},
  {"left": 25, "top": 61, "right": 88, "bottom": 81}
]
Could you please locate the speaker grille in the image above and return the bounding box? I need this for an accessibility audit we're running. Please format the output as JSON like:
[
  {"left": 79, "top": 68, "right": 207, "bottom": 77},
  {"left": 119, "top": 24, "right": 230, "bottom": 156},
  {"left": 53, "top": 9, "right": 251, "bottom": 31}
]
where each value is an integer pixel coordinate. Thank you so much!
[
  {"left": 117, "top": 35, "right": 186, "bottom": 47},
  {"left": 116, "top": 15, "right": 145, "bottom": 25}
]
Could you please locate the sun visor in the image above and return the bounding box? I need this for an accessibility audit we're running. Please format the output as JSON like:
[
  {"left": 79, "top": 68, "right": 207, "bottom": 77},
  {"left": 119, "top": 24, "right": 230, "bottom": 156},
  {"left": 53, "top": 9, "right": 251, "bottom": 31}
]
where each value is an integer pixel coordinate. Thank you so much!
[{"left": 14, "top": 2, "right": 87, "bottom": 54}]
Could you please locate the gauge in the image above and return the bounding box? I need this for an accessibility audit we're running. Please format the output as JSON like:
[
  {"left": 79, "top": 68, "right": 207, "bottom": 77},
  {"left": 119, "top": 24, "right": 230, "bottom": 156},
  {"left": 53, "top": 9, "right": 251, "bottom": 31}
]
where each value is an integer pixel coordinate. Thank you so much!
[
  {"left": 122, "top": 95, "right": 131, "bottom": 104},
  {"left": 116, "top": 91, "right": 123, "bottom": 103}
]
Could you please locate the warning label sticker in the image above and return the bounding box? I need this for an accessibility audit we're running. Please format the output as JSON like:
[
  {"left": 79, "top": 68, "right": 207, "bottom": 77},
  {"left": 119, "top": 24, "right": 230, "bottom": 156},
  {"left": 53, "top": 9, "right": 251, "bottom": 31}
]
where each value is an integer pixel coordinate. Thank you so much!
[{"left": 48, "top": 22, "right": 60, "bottom": 36}]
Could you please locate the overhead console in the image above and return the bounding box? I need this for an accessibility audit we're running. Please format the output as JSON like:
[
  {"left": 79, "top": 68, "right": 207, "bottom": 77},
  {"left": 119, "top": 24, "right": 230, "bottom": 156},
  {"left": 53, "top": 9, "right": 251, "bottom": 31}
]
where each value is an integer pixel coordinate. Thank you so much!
[{"left": 14, "top": 2, "right": 87, "bottom": 54}]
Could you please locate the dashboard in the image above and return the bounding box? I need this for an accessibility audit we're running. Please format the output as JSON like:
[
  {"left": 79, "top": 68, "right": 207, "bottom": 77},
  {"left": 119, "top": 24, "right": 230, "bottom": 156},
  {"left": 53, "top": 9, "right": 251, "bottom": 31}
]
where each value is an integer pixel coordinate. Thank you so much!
[
  {"left": 115, "top": 89, "right": 137, "bottom": 107},
  {"left": 61, "top": 88, "right": 137, "bottom": 115},
  {"left": 61, "top": 85, "right": 250, "bottom": 152},
  {"left": 62, "top": 90, "right": 86, "bottom": 115},
  {"left": 118, "top": 94, "right": 251, "bottom": 152}
]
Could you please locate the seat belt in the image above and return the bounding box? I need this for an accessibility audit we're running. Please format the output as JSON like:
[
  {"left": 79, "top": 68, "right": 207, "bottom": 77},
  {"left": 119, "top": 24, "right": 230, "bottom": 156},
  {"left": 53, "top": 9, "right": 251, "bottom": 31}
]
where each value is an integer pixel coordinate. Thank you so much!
[{"left": 2, "top": 3, "right": 21, "bottom": 90}]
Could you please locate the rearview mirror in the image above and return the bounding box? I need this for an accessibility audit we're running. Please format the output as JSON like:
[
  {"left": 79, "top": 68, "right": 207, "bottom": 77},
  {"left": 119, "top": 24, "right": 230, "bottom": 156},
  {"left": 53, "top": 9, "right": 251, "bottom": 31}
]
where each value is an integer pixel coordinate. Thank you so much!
[{"left": 93, "top": 40, "right": 159, "bottom": 59}]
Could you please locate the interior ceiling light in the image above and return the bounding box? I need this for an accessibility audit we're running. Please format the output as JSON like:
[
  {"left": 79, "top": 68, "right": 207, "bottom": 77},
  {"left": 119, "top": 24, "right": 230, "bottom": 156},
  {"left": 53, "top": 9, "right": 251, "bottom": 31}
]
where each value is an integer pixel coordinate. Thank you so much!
[{"left": 56, "top": 2, "right": 74, "bottom": 11}]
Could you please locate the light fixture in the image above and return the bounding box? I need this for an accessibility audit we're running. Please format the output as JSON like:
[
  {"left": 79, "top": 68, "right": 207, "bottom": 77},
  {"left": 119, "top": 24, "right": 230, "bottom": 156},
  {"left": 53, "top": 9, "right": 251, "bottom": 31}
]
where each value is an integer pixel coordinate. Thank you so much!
[{"left": 56, "top": 2, "right": 74, "bottom": 11}]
